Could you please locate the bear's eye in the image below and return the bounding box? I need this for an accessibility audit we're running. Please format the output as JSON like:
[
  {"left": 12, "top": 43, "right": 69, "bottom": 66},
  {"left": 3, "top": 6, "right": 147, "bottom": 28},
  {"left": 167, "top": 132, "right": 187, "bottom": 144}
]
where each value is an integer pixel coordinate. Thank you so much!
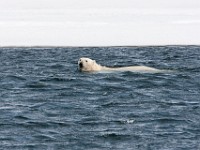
[{"left": 85, "top": 60, "right": 88, "bottom": 62}]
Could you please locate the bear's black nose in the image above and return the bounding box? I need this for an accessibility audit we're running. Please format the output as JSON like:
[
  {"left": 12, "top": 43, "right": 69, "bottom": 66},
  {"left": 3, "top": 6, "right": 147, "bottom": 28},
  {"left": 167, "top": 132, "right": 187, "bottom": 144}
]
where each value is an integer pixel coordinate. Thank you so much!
[{"left": 79, "top": 62, "right": 83, "bottom": 68}]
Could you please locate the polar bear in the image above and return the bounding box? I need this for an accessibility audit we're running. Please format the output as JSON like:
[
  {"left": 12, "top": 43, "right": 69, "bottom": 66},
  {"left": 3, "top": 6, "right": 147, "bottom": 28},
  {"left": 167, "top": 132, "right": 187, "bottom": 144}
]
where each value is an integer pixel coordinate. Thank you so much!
[{"left": 78, "top": 57, "right": 161, "bottom": 73}]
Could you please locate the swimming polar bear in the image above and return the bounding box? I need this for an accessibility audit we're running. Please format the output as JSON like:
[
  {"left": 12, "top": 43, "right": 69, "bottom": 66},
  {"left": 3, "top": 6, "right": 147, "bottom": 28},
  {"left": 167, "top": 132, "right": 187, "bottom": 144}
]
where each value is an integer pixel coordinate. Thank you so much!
[{"left": 78, "top": 57, "right": 162, "bottom": 73}]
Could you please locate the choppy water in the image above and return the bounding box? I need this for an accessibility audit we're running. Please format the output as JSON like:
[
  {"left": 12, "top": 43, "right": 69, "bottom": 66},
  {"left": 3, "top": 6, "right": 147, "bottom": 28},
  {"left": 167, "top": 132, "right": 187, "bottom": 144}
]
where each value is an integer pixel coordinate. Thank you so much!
[{"left": 0, "top": 46, "right": 200, "bottom": 149}]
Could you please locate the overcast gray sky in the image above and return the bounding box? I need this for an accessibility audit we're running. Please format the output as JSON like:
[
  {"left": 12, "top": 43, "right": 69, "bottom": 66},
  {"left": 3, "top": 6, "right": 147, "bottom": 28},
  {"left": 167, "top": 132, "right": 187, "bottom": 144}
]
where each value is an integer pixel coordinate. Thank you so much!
[{"left": 0, "top": 0, "right": 200, "bottom": 46}]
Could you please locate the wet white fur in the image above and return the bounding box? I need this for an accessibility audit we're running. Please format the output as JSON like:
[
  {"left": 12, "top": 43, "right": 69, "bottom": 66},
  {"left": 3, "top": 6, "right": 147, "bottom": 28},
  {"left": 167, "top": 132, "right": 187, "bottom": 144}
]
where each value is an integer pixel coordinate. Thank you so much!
[{"left": 78, "top": 57, "right": 161, "bottom": 73}]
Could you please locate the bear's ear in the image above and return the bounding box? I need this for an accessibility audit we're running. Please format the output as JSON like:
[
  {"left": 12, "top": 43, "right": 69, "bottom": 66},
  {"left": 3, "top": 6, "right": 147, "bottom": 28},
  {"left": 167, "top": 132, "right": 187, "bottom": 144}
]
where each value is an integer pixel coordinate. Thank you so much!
[{"left": 93, "top": 60, "right": 96, "bottom": 64}]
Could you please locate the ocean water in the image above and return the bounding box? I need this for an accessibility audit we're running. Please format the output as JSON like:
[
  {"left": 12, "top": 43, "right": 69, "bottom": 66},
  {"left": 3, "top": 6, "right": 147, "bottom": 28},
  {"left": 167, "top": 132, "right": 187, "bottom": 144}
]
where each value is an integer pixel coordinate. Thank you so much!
[{"left": 0, "top": 46, "right": 200, "bottom": 149}]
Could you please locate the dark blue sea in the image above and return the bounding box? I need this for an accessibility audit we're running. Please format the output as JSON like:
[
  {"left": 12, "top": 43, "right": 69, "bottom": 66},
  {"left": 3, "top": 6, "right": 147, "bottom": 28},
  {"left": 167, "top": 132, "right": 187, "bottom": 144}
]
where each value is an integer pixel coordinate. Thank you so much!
[{"left": 0, "top": 46, "right": 200, "bottom": 149}]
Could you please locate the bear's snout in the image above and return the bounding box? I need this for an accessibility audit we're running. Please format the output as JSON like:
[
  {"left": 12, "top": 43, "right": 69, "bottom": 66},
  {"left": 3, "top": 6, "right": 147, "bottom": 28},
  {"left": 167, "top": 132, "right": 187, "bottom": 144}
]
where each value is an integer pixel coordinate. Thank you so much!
[{"left": 79, "top": 62, "right": 83, "bottom": 68}]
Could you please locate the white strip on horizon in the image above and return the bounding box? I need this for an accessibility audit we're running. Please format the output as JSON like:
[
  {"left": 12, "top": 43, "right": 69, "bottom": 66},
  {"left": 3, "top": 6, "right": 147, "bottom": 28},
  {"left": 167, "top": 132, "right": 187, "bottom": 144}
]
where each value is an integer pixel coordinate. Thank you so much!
[{"left": 0, "top": 0, "right": 200, "bottom": 46}]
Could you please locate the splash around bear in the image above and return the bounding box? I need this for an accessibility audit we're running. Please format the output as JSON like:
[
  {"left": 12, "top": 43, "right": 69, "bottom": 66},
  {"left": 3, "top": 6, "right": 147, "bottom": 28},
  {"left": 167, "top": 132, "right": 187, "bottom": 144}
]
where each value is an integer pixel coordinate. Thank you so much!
[{"left": 78, "top": 57, "right": 162, "bottom": 73}]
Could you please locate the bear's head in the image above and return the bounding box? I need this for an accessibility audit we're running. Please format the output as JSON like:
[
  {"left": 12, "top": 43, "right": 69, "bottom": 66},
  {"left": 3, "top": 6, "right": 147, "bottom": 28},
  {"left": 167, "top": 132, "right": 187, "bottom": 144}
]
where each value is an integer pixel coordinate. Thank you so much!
[{"left": 78, "top": 57, "right": 101, "bottom": 72}]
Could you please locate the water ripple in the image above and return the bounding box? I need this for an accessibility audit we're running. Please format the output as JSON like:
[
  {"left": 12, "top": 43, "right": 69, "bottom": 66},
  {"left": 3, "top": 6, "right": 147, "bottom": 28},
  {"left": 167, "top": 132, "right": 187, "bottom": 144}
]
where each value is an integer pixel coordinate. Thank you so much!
[{"left": 0, "top": 46, "right": 200, "bottom": 149}]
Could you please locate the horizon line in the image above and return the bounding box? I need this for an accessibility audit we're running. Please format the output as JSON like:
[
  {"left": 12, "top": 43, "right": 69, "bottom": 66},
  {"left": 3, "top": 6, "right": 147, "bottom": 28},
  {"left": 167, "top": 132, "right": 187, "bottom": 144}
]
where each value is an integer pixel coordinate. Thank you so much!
[{"left": 0, "top": 44, "right": 200, "bottom": 48}]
